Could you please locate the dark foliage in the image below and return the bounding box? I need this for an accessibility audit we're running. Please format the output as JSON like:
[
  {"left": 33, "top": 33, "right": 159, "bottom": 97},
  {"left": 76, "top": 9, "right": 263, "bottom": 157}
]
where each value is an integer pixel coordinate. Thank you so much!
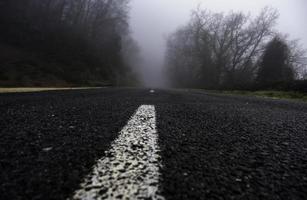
[
  {"left": 253, "top": 80, "right": 307, "bottom": 93},
  {"left": 0, "top": 0, "right": 136, "bottom": 86},
  {"left": 257, "top": 37, "right": 294, "bottom": 85}
]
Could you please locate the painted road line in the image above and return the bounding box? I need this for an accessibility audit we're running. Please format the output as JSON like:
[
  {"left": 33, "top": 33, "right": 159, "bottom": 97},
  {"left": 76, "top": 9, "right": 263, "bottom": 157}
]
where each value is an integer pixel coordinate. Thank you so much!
[{"left": 71, "top": 105, "right": 164, "bottom": 200}]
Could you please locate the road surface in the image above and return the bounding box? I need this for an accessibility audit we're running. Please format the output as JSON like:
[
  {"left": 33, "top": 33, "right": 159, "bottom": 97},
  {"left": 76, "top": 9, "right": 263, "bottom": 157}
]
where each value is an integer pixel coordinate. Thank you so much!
[{"left": 1, "top": 88, "right": 307, "bottom": 199}]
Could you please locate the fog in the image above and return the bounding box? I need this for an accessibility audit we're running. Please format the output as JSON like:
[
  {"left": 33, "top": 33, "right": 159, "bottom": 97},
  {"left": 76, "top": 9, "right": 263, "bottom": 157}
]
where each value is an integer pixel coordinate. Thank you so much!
[{"left": 129, "top": 0, "right": 307, "bottom": 87}]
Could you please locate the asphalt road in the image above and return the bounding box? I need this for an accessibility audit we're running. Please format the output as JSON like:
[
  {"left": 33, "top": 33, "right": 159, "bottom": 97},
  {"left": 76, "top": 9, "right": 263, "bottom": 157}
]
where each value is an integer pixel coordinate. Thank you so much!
[{"left": 1, "top": 88, "right": 307, "bottom": 200}]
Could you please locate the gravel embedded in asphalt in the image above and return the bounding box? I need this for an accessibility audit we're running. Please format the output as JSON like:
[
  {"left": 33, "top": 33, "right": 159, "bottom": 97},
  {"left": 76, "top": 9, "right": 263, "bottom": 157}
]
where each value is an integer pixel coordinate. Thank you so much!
[{"left": 1, "top": 88, "right": 307, "bottom": 200}]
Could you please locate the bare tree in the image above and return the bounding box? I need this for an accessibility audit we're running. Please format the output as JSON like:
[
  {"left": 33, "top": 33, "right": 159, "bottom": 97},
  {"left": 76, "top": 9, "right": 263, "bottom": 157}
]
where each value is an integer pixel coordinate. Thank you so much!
[
  {"left": 165, "top": 7, "right": 280, "bottom": 88},
  {"left": 287, "top": 38, "right": 307, "bottom": 79},
  {"left": 165, "top": 25, "right": 205, "bottom": 87},
  {"left": 191, "top": 7, "right": 279, "bottom": 86}
]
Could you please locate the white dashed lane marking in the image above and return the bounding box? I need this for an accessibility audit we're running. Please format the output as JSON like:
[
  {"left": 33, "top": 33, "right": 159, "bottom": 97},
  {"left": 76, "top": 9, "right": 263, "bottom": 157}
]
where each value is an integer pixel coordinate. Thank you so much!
[{"left": 71, "top": 105, "right": 164, "bottom": 200}]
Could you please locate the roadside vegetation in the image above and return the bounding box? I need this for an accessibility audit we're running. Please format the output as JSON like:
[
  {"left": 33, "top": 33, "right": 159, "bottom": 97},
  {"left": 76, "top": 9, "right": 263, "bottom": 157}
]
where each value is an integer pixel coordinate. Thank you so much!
[
  {"left": 0, "top": 0, "right": 139, "bottom": 87},
  {"left": 165, "top": 7, "right": 307, "bottom": 95},
  {"left": 0, "top": 87, "right": 103, "bottom": 93},
  {"left": 211, "top": 90, "right": 307, "bottom": 102}
]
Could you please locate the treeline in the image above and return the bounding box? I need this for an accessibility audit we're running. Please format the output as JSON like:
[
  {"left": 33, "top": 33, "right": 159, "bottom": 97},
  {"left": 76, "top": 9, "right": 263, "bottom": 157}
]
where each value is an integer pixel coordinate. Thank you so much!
[
  {"left": 165, "top": 7, "right": 307, "bottom": 91},
  {"left": 0, "top": 0, "right": 138, "bottom": 86}
]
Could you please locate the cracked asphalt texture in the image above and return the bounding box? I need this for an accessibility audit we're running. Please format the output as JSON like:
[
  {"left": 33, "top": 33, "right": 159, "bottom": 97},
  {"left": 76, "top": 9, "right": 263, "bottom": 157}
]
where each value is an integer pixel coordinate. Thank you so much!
[{"left": 1, "top": 88, "right": 307, "bottom": 200}]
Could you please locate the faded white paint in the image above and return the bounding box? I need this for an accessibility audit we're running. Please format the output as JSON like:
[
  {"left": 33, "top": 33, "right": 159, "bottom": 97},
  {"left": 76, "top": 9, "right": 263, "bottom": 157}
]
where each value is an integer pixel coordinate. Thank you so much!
[{"left": 71, "top": 105, "right": 164, "bottom": 200}]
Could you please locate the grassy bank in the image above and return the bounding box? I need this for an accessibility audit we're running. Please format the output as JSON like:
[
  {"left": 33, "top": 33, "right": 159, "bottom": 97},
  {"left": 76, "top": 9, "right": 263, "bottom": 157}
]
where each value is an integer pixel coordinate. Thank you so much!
[
  {"left": 0, "top": 87, "right": 104, "bottom": 93},
  {"left": 215, "top": 90, "right": 307, "bottom": 102}
]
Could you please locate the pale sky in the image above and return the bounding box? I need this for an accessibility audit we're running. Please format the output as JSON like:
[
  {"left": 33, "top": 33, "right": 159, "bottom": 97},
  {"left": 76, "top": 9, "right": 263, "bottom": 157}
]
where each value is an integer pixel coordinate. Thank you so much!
[{"left": 129, "top": 0, "right": 307, "bottom": 87}]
